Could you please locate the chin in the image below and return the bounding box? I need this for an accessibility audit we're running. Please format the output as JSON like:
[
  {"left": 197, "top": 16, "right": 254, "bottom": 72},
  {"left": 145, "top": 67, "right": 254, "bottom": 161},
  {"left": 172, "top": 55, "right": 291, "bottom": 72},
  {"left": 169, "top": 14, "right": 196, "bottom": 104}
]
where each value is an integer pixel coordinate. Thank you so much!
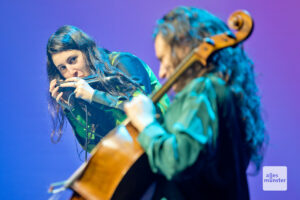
[
  {"left": 172, "top": 84, "right": 180, "bottom": 93},
  {"left": 172, "top": 82, "right": 187, "bottom": 93}
]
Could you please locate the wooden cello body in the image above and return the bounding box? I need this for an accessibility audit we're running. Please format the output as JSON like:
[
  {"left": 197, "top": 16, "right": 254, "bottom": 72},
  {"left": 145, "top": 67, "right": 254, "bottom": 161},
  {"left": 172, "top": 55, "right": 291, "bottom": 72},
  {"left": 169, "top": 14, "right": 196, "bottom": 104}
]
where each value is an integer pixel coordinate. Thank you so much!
[
  {"left": 65, "top": 10, "right": 254, "bottom": 200},
  {"left": 70, "top": 121, "right": 154, "bottom": 200}
]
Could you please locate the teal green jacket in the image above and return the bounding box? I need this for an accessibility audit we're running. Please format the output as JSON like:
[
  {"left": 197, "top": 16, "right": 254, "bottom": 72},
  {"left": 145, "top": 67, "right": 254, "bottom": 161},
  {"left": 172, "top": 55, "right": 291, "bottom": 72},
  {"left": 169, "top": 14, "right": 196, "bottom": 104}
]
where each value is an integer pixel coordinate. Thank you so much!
[
  {"left": 65, "top": 52, "right": 169, "bottom": 152},
  {"left": 138, "top": 74, "right": 250, "bottom": 200}
]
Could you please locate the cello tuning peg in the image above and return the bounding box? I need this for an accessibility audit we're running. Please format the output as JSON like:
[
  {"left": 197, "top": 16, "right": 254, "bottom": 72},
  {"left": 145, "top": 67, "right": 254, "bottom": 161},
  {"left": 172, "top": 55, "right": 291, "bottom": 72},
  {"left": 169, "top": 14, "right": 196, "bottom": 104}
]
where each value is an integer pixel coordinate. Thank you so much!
[
  {"left": 226, "top": 31, "right": 236, "bottom": 39},
  {"left": 204, "top": 37, "right": 215, "bottom": 46}
]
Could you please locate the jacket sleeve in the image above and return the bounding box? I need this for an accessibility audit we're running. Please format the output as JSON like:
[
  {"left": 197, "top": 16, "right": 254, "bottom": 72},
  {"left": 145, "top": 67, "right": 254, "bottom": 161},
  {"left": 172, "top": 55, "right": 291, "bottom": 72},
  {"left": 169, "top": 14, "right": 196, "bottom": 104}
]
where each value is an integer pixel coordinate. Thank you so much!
[
  {"left": 91, "top": 90, "right": 132, "bottom": 110},
  {"left": 91, "top": 52, "right": 169, "bottom": 114},
  {"left": 90, "top": 52, "right": 147, "bottom": 110},
  {"left": 137, "top": 77, "right": 220, "bottom": 180},
  {"left": 112, "top": 52, "right": 169, "bottom": 115}
]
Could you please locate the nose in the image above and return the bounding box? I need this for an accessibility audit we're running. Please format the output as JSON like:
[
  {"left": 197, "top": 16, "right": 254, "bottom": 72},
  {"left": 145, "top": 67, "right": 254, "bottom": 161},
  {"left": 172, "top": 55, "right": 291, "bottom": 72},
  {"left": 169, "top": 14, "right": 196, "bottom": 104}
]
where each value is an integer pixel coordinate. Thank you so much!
[
  {"left": 67, "top": 66, "right": 79, "bottom": 77},
  {"left": 159, "top": 64, "right": 167, "bottom": 79},
  {"left": 72, "top": 71, "right": 79, "bottom": 77}
]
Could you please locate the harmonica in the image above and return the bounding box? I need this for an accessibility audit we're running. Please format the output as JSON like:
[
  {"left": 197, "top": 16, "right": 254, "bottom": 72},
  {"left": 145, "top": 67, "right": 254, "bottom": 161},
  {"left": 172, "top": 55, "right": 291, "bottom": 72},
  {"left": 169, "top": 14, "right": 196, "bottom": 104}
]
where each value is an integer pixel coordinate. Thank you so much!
[{"left": 56, "top": 74, "right": 100, "bottom": 92}]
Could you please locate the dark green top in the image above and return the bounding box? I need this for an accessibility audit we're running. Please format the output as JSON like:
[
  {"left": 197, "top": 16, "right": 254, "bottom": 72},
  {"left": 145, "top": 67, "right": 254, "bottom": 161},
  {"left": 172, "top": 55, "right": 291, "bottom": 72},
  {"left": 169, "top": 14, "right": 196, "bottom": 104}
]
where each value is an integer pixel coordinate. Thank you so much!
[
  {"left": 65, "top": 52, "right": 169, "bottom": 152},
  {"left": 138, "top": 74, "right": 250, "bottom": 200}
]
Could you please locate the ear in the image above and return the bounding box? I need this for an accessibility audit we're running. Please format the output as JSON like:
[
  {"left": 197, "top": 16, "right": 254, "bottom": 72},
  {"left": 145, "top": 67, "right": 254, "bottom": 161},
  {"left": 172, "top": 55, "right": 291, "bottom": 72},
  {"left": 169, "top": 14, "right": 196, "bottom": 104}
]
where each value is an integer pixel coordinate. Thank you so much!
[
  {"left": 174, "top": 45, "right": 191, "bottom": 61},
  {"left": 182, "top": 45, "right": 191, "bottom": 55}
]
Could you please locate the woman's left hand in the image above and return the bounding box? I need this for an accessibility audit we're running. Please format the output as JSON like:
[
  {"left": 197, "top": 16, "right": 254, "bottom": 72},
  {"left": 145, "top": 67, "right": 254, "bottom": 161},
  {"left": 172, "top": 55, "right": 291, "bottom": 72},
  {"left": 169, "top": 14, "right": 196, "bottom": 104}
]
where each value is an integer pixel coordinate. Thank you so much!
[
  {"left": 59, "top": 77, "right": 95, "bottom": 103},
  {"left": 124, "top": 94, "right": 156, "bottom": 132}
]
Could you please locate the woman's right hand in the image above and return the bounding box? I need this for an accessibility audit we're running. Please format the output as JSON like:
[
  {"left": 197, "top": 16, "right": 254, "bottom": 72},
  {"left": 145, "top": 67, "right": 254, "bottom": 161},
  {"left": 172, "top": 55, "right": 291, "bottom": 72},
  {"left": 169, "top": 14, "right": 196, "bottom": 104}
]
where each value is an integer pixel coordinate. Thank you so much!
[
  {"left": 49, "top": 79, "right": 63, "bottom": 102},
  {"left": 49, "top": 79, "right": 70, "bottom": 109}
]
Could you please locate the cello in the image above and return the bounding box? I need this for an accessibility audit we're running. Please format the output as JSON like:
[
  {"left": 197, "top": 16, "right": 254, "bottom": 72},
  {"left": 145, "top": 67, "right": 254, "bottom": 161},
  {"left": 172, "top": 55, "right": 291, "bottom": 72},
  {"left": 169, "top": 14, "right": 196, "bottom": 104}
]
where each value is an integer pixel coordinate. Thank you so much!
[{"left": 49, "top": 10, "right": 254, "bottom": 200}]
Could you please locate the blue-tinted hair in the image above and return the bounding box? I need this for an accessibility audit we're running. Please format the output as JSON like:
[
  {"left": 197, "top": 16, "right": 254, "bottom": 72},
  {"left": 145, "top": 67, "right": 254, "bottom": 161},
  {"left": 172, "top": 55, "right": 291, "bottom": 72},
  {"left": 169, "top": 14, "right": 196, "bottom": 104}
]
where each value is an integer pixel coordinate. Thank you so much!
[{"left": 154, "top": 6, "right": 266, "bottom": 172}]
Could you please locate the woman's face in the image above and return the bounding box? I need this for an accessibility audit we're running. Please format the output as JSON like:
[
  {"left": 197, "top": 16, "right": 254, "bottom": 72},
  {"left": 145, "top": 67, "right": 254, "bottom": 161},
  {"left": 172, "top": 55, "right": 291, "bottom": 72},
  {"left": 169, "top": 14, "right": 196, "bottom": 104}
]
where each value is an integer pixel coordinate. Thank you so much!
[
  {"left": 154, "top": 33, "right": 190, "bottom": 91},
  {"left": 52, "top": 50, "right": 92, "bottom": 79},
  {"left": 155, "top": 33, "right": 175, "bottom": 80}
]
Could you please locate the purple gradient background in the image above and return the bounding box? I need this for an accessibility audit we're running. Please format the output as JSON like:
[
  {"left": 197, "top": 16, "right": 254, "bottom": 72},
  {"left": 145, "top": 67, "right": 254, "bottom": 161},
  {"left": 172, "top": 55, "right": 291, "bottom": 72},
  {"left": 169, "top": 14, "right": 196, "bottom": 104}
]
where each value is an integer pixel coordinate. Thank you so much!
[{"left": 0, "top": 0, "right": 299, "bottom": 199}]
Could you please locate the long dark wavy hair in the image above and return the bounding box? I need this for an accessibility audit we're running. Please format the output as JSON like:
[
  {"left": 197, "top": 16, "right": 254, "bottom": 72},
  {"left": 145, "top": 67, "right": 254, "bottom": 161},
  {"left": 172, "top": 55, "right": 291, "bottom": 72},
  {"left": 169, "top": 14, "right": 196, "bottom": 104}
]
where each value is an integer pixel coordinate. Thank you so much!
[
  {"left": 47, "top": 25, "right": 140, "bottom": 143},
  {"left": 153, "top": 6, "right": 266, "bottom": 172}
]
